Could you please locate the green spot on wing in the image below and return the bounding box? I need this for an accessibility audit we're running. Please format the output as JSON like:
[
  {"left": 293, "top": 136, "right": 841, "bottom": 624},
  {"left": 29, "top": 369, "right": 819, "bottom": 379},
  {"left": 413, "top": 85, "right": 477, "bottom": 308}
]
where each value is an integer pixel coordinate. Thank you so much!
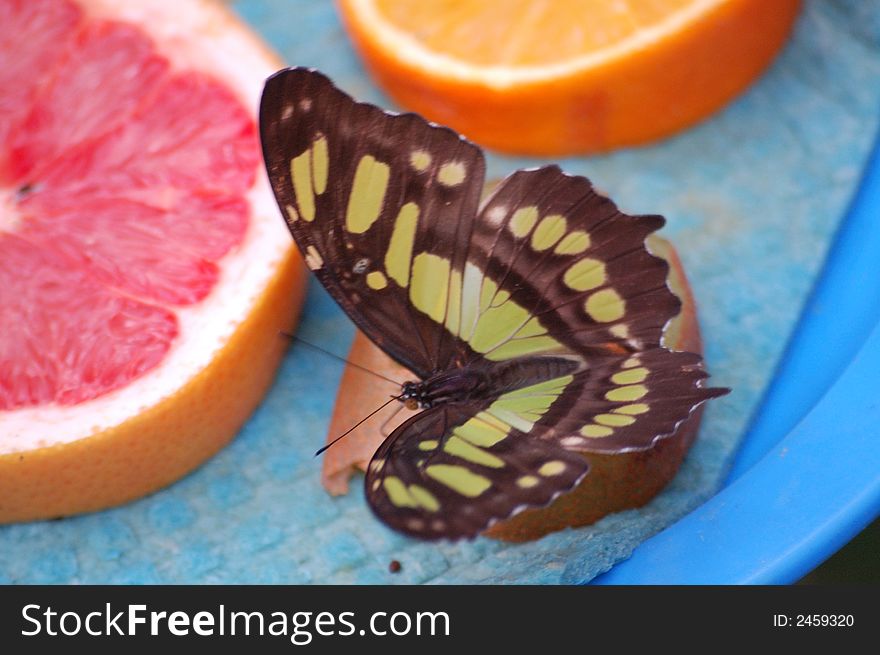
[
  {"left": 290, "top": 150, "right": 314, "bottom": 221},
  {"left": 453, "top": 415, "right": 509, "bottom": 447},
  {"left": 443, "top": 435, "right": 504, "bottom": 468},
  {"left": 383, "top": 477, "right": 417, "bottom": 508},
  {"left": 425, "top": 465, "right": 492, "bottom": 497}
]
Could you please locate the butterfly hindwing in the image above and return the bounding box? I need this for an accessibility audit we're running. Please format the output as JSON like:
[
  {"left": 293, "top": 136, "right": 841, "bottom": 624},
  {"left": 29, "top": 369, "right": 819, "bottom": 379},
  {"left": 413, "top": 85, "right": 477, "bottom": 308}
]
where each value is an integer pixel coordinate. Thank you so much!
[
  {"left": 484, "top": 350, "right": 725, "bottom": 455},
  {"left": 366, "top": 350, "right": 720, "bottom": 540},
  {"left": 366, "top": 401, "right": 589, "bottom": 540},
  {"left": 260, "top": 68, "right": 486, "bottom": 378}
]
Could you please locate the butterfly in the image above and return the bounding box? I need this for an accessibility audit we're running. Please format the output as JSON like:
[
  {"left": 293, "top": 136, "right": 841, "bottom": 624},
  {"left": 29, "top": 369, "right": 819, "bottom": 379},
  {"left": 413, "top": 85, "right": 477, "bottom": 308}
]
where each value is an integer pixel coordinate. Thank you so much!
[{"left": 259, "top": 68, "right": 728, "bottom": 540}]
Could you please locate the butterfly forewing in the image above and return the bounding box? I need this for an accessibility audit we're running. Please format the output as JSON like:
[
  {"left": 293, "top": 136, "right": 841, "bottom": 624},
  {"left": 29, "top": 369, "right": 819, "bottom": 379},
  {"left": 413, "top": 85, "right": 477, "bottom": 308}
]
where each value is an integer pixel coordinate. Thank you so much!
[{"left": 260, "top": 68, "right": 486, "bottom": 378}]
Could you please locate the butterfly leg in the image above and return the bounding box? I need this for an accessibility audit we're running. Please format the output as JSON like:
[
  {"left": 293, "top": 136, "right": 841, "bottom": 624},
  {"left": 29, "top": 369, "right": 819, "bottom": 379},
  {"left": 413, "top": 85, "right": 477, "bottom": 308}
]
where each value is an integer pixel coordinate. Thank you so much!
[{"left": 379, "top": 400, "right": 407, "bottom": 437}]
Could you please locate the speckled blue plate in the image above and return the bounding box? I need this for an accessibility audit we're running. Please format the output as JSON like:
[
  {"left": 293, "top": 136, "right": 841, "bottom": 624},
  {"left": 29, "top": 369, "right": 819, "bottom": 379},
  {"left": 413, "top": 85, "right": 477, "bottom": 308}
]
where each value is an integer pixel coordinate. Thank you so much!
[{"left": 2, "top": 0, "right": 879, "bottom": 585}]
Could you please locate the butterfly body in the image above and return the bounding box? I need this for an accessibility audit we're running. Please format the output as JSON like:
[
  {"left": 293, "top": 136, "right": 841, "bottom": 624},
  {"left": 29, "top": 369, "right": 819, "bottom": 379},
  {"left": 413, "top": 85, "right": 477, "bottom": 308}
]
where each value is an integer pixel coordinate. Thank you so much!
[
  {"left": 260, "top": 68, "right": 728, "bottom": 541},
  {"left": 402, "top": 353, "right": 584, "bottom": 410},
  {"left": 400, "top": 370, "right": 489, "bottom": 410}
]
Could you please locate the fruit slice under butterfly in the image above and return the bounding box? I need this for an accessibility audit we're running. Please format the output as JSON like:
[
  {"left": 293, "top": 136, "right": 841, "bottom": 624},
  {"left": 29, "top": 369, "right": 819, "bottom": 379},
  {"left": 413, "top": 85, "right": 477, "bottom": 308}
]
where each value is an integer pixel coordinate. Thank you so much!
[{"left": 0, "top": 0, "right": 304, "bottom": 522}]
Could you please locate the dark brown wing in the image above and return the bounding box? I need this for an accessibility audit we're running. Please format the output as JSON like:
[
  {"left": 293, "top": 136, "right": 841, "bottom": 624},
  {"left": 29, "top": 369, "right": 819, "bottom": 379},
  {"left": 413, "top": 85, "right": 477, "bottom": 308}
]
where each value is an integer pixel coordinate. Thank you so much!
[
  {"left": 260, "top": 68, "right": 485, "bottom": 378},
  {"left": 365, "top": 401, "right": 588, "bottom": 540},
  {"left": 366, "top": 349, "right": 722, "bottom": 540},
  {"left": 441, "top": 165, "right": 681, "bottom": 367},
  {"left": 483, "top": 349, "right": 726, "bottom": 455}
]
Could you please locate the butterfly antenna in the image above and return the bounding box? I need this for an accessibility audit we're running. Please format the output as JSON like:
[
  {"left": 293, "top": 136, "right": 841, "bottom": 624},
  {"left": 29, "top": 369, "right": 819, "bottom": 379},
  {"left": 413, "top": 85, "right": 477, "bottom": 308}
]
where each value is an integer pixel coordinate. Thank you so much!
[
  {"left": 280, "top": 331, "right": 403, "bottom": 386},
  {"left": 315, "top": 395, "right": 401, "bottom": 457}
]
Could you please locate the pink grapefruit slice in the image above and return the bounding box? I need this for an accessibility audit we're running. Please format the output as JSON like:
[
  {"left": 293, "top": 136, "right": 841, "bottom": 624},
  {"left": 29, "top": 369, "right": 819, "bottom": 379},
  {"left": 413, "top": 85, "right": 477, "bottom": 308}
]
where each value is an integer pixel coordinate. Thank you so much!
[{"left": 0, "top": 0, "right": 305, "bottom": 522}]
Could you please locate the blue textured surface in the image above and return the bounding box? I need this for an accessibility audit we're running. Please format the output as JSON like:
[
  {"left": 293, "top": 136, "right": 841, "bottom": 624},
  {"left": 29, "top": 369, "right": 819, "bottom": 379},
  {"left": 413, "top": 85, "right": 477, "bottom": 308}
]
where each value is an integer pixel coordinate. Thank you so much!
[{"left": 2, "top": 0, "right": 879, "bottom": 584}]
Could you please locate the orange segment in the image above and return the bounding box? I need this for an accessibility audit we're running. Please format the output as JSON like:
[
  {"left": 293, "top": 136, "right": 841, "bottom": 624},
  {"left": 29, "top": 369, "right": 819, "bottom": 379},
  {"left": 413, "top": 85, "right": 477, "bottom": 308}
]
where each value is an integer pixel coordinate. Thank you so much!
[
  {"left": 338, "top": 0, "right": 802, "bottom": 154},
  {"left": 372, "top": 0, "right": 710, "bottom": 68}
]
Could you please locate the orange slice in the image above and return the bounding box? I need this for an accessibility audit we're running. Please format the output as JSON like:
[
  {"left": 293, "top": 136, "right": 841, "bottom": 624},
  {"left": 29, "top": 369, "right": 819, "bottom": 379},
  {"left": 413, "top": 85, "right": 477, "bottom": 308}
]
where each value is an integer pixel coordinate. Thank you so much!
[
  {"left": 337, "top": 0, "right": 802, "bottom": 154},
  {"left": 0, "top": 0, "right": 305, "bottom": 522}
]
